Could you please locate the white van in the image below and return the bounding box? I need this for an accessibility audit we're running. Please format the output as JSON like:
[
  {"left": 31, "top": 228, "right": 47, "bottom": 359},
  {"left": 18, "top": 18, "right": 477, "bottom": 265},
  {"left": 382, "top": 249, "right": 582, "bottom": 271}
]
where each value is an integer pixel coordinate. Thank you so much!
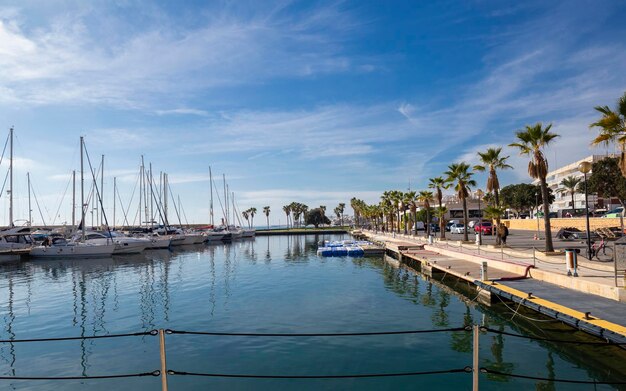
[{"left": 412, "top": 222, "right": 425, "bottom": 231}]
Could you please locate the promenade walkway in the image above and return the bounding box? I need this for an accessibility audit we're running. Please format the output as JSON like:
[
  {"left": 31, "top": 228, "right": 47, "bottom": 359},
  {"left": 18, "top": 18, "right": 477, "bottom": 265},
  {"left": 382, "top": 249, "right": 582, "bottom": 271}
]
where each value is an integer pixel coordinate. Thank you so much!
[{"left": 356, "top": 229, "right": 626, "bottom": 343}]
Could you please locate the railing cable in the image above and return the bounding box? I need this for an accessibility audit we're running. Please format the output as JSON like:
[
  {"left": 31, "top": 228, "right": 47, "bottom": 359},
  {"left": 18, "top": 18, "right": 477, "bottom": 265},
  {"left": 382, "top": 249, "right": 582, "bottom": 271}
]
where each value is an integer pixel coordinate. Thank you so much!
[
  {"left": 480, "top": 368, "right": 626, "bottom": 385},
  {"left": 166, "top": 326, "right": 468, "bottom": 337},
  {"left": 0, "top": 330, "right": 158, "bottom": 344},
  {"left": 0, "top": 371, "right": 161, "bottom": 381},
  {"left": 168, "top": 367, "right": 471, "bottom": 379},
  {"left": 480, "top": 327, "right": 625, "bottom": 345}
]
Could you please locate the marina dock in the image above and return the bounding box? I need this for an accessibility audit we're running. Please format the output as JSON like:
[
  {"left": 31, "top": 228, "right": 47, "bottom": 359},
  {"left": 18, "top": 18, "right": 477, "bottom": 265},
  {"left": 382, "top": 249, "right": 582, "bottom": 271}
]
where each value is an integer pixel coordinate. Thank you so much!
[{"left": 355, "top": 230, "right": 626, "bottom": 345}]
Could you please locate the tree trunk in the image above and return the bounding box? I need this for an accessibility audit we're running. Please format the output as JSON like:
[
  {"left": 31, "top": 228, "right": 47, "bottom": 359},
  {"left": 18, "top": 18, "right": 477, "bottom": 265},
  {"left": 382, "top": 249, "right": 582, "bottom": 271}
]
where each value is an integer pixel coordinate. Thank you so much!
[
  {"left": 426, "top": 208, "right": 431, "bottom": 237},
  {"left": 438, "top": 198, "right": 445, "bottom": 240},
  {"left": 462, "top": 196, "right": 469, "bottom": 242},
  {"left": 540, "top": 176, "right": 554, "bottom": 252},
  {"left": 571, "top": 192, "right": 575, "bottom": 214}
]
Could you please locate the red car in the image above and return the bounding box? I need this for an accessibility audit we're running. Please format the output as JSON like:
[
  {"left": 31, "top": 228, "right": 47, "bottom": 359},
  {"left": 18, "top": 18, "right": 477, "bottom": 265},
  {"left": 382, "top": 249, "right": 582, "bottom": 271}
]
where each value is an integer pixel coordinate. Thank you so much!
[{"left": 474, "top": 222, "right": 493, "bottom": 235}]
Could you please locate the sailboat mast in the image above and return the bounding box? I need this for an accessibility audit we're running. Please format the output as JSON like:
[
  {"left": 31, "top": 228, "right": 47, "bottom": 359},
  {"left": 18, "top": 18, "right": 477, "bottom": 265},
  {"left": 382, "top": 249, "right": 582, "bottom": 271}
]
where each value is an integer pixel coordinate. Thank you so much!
[
  {"left": 80, "top": 137, "right": 85, "bottom": 241},
  {"left": 223, "top": 174, "right": 228, "bottom": 226},
  {"left": 27, "top": 172, "right": 31, "bottom": 226},
  {"left": 209, "top": 166, "right": 214, "bottom": 226},
  {"left": 100, "top": 155, "right": 104, "bottom": 227},
  {"left": 113, "top": 177, "right": 117, "bottom": 230},
  {"left": 149, "top": 163, "right": 153, "bottom": 229},
  {"left": 9, "top": 127, "right": 13, "bottom": 227},
  {"left": 164, "top": 173, "right": 168, "bottom": 224},
  {"left": 72, "top": 170, "right": 76, "bottom": 230},
  {"left": 139, "top": 157, "right": 143, "bottom": 228}
]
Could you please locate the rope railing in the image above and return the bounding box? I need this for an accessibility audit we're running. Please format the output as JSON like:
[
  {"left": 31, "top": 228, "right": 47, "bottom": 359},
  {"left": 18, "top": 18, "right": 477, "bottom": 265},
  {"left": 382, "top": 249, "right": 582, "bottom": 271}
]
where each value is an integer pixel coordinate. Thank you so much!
[
  {"left": 0, "top": 330, "right": 157, "bottom": 344},
  {"left": 165, "top": 326, "right": 469, "bottom": 337},
  {"left": 0, "top": 371, "right": 161, "bottom": 380},
  {"left": 480, "top": 327, "right": 625, "bottom": 346},
  {"left": 167, "top": 367, "right": 472, "bottom": 379},
  {"left": 1, "top": 325, "right": 622, "bottom": 389},
  {"left": 480, "top": 368, "right": 626, "bottom": 385}
]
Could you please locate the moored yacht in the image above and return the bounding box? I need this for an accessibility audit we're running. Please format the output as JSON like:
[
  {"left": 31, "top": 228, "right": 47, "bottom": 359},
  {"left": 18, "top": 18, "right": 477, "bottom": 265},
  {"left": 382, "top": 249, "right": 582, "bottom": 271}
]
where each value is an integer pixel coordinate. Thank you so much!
[
  {"left": 0, "top": 227, "right": 34, "bottom": 250},
  {"left": 76, "top": 231, "right": 149, "bottom": 254},
  {"left": 30, "top": 237, "right": 115, "bottom": 258}
]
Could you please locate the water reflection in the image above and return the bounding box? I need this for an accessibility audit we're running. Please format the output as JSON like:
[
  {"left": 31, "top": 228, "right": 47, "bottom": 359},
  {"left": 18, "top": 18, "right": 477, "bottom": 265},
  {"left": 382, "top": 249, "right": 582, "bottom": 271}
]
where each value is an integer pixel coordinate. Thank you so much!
[{"left": 0, "top": 235, "right": 624, "bottom": 389}]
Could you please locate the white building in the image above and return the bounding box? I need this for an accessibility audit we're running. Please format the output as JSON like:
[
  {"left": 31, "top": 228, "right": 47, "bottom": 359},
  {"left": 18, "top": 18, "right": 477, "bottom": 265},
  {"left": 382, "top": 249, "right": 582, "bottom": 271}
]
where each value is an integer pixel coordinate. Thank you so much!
[{"left": 532, "top": 154, "right": 619, "bottom": 214}]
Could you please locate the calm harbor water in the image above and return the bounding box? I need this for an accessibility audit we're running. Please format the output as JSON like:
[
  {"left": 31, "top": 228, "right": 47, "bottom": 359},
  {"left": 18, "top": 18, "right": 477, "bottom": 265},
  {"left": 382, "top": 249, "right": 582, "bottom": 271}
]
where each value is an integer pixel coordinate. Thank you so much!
[{"left": 1, "top": 234, "right": 625, "bottom": 390}]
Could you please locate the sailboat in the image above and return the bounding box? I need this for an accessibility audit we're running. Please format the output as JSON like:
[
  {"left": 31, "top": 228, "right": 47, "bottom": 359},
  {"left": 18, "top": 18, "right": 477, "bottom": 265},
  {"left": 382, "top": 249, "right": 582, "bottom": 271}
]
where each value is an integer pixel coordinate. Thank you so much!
[{"left": 31, "top": 137, "right": 115, "bottom": 258}]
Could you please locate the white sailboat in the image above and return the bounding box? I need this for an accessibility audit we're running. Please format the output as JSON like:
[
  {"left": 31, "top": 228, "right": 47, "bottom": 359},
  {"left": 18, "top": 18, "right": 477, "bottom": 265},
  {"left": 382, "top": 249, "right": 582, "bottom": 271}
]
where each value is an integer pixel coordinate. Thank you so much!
[{"left": 31, "top": 137, "right": 115, "bottom": 258}]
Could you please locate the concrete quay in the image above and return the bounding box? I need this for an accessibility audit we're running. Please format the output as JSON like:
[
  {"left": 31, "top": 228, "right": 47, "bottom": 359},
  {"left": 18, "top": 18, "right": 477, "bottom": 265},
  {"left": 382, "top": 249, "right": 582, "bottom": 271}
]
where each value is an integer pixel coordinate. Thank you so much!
[{"left": 354, "top": 230, "right": 626, "bottom": 345}]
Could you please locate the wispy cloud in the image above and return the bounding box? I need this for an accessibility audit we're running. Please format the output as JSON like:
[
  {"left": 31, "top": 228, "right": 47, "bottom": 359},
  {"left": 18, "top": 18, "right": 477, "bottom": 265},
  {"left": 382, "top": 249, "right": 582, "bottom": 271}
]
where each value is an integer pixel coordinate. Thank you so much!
[{"left": 0, "top": 2, "right": 372, "bottom": 108}]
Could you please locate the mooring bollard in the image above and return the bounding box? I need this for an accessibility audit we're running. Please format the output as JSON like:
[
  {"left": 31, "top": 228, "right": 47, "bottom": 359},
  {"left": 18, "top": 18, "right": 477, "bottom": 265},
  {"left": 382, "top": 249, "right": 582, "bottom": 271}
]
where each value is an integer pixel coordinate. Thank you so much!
[{"left": 480, "top": 261, "right": 488, "bottom": 281}]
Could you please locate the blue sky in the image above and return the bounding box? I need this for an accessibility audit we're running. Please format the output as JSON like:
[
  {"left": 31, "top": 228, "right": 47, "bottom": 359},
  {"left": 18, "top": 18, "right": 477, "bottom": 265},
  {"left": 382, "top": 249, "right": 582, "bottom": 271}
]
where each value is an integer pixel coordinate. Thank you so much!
[{"left": 0, "top": 0, "right": 625, "bottom": 226}]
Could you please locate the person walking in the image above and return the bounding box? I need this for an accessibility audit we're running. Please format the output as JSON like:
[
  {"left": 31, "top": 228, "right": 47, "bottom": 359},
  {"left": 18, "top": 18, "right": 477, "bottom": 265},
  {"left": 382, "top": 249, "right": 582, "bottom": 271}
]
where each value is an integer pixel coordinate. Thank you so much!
[{"left": 499, "top": 224, "right": 509, "bottom": 245}]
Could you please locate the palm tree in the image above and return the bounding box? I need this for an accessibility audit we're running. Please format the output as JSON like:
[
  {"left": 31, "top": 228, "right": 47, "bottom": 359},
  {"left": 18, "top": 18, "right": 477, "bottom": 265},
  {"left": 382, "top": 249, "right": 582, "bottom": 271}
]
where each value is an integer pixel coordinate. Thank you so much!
[
  {"left": 282, "top": 205, "right": 291, "bottom": 228},
  {"left": 473, "top": 147, "right": 512, "bottom": 207},
  {"left": 380, "top": 192, "right": 393, "bottom": 232},
  {"left": 338, "top": 203, "right": 345, "bottom": 226},
  {"left": 445, "top": 163, "right": 476, "bottom": 242},
  {"left": 263, "top": 206, "right": 270, "bottom": 229},
  {"left": 319, "top": 205, "right": 326, "bottom": 227},
  {"left": 242, "top": 210, "right": 249, "bottom": 228},
  {"left": 418, "top": 191, "right": 434, "bottom": 236},
  {"left": 434, "top": 206, "right": 448, "bottom": 240},
  {"left": 429, "top": 177, "right": 449, "bottom": 236},
  {"left": 590, "top": 92, "right": 626, "bottom": 177},
  {"left": 510, "top": 122, "right": 559, "bottom": 252},
  {"left": 390, "top": 190, "right": 404, "bottom": 233},
  {"left": 404, "top": 191, "right": 417, "bottom": 235},
  {"left": 249, "top": 207, "right": 257, "bottom": 228},
  {"left": 557, "top": 176, "right": 582, "bottom": 214}
]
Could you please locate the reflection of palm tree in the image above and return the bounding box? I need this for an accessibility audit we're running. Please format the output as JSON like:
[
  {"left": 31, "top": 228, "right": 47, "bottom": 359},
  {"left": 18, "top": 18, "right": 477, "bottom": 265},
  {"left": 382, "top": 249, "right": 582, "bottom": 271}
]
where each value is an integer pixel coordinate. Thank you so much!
[
  {"left": 421, "top": 282, "right": 436, "bottom": 307},
  {"left": 483, "top": 325, "right": 516, "bottom": 382},
  {"left": 451, "top": 306, "right": 474, "bottom": 353},
  {"left": 535, "top": 352, "right": 556, "bottom": 391},
  {"left": 431, "top": 290, "right": 450, "bottom": 327}
]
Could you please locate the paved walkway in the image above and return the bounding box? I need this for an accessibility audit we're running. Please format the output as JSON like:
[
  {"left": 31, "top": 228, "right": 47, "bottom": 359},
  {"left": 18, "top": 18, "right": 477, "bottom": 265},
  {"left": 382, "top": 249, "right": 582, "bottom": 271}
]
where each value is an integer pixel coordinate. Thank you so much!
[{"left": 368, "top": 230, "right": 623, "bottom": 289}]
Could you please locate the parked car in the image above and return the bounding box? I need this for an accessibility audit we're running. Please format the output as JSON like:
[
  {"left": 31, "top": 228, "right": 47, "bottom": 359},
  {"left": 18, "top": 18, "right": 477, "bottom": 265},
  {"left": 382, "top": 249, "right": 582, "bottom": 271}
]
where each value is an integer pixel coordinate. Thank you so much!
[
  {"left": 450, "top": 223, "right": 465, "bottom": 234},
  {"left": 445, "top": 220, "right": 460, "bottom": 232},
  {"left": 603, "top": 207, "right": 624, "bottom": 218},
  {"left": 474, "top": 222, "right": 493, "bottom": 235}
]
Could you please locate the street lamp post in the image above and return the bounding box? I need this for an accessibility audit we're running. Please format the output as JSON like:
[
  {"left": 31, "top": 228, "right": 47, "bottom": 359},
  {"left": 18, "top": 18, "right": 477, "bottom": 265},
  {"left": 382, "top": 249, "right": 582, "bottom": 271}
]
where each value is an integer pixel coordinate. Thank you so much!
[
  {"left": 476, "top": 189, "right": 484, "bottom": 245},
  {"left": 535, "top": 188, "right": 540, "bottom": 239},
  {"left": 579, "top": 161, "right": 593, "bottom": 260}
]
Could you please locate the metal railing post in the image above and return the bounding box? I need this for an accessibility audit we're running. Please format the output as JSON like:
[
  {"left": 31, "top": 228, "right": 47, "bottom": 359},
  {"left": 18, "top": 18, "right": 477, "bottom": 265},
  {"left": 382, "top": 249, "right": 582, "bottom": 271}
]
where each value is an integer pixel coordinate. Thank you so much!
[
  {"left": 614, "top": 242, "right": 618, "bottom": 287},
  {"left": 159, "top": 329, "right": 168, "bottom": 391},
  {"left": 473, "top": 324, "right": 479, "bottom": 391},
  {"left": 533, "top": 247, "right": 536, "bottom": 268}
]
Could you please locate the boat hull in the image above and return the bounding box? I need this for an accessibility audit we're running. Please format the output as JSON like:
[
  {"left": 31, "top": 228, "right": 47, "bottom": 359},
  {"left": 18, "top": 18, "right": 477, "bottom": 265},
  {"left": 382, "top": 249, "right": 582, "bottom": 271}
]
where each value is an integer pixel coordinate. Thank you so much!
[{"left": 30, "top": 243, "right": 116, "bottom": 258}]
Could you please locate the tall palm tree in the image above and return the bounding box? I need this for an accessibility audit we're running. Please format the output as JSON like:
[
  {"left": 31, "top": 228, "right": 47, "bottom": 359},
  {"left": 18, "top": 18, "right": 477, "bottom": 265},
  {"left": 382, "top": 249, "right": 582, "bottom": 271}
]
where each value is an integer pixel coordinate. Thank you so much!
[
  {"left": 418, "top": 191, "right": 434, "bottom": 236},
  {"left": 509, "top": 123, "right": 559, "bottom": 252},
  {"left": 263, "top": 206, "right": 270, "bottom": 229},
  {"left": 590, "top": 92, "right": 626, "bottom": 177},
  {"left": 338, "top": 203, "right": 345, "bottom": 226},
  {"left": 282, "top": 205, "right": 291, "bottom": 228},
  {"left": 242, "top": 210, "right": 250, "bottom": 228},
  {"left": 473, "top": 147, "right": 512, "bottom": 207},
  {"left": 249, "top": 207, "right": 257, "bottom": 228},
  {"left": 390, "top": 190, "right": 404, "bottom": 233},
  {"left": 557, "top": 176, "right": 582, "bottom": 213},
  {"left": 380, "top": 192, "right": 394, "bottom": 232},
  {"left": 429, "top": 177, "right": 449, "bottom": 236},
  {"left": 404, "top": 191, "right": 417, "bottom": 235},
  {"left": 434, "top": 206, "right": 447, "bottom": 240},
  {"left": 445, "top": 163, "right": 476, "bottom": 242}
]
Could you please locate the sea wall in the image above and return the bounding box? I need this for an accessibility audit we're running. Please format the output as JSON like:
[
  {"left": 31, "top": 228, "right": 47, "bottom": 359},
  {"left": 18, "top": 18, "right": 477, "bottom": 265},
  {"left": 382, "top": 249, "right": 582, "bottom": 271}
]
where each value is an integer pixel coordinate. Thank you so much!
[{"left": 502, "top": 217, "right": 624, "bottom": 231}]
